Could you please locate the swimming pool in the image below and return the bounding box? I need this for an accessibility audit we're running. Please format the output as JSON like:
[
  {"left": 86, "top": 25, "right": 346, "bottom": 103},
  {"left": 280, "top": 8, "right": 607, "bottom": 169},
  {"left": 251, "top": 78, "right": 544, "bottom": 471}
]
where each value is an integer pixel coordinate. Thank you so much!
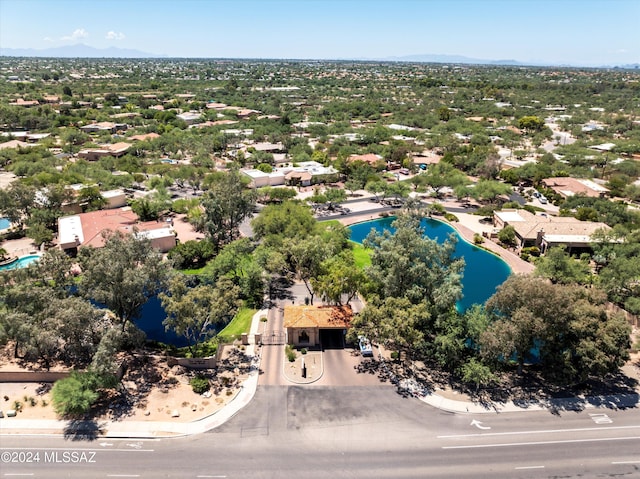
[
  {"left": 349, "top": 216, "right": 512, "bottom": 311},
  {"left": 0, "top": 218, "right": 11, "bottom": 230},
  {"left": 0, "top": 254, "right": 42, "bottom": 271}
]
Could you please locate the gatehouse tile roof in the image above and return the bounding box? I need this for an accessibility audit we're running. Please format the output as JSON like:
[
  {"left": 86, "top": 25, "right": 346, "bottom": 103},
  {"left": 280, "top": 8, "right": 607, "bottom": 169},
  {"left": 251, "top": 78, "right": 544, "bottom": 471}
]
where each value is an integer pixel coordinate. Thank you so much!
[{"left": 283, "top": 305, "right": 353, "bottom": 329}]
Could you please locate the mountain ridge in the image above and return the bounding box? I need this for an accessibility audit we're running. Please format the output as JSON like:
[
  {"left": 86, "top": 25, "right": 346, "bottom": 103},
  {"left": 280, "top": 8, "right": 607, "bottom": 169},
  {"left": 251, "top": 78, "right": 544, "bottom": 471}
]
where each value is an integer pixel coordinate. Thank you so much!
[{"left": 1, "top": 45, "right": 637, "bottom": 69}]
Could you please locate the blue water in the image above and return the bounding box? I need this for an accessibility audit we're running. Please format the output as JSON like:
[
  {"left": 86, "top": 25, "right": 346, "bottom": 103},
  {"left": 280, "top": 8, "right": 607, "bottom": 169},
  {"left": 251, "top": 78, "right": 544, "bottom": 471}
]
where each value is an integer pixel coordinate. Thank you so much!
[
  {"left": 349, "top": 217, "right": 511, "bottom": 311},
  {"left": 0, "top": 254, "right": 41, "bottom": 271},
  {"left": 135, "top": 295, "right": 190, "bottom": 348},
  {"left": 0, "top": 218, "right": 10, "bottom": 230}
]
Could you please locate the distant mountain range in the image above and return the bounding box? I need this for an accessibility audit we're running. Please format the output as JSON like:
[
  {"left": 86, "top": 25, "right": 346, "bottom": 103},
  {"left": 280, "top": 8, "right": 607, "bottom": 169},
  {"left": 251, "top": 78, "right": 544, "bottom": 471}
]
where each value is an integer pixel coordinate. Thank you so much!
[
  {"left": 375, "top": 53, "right": 526, "bottom": 66},
  {"left": 0, "top": 45, "right": 637, "bottom": 69},
  {"left": 0, "top": 44, "right": 165, "bottom": 58}
]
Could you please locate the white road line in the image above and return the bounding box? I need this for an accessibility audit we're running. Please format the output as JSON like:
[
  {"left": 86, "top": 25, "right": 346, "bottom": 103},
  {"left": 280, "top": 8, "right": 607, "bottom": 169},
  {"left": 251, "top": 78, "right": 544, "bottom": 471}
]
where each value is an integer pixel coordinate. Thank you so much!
[
  {"left": 437, "top": 424, "right": 640, "bottom": 439},
  {"left": 442, "top": 435, "right": 640, "bottom": 449},
  {"left": 612, "top": 460, "right": 640, "bottom": 464},
  {"left": 515, "top": 466, "right": 544, "bottom": 470},
  {"left": 196, "top": 476, "right": 228, "bottom": 478},
  {"left": 0, "top": 447, "right": 154, "bottom": 453},
  {"left": 106, "top": 476, "right": 140, "bottom": 478},
  {"left": 4, "top": 475, "right": 34, "bottom": 477}
]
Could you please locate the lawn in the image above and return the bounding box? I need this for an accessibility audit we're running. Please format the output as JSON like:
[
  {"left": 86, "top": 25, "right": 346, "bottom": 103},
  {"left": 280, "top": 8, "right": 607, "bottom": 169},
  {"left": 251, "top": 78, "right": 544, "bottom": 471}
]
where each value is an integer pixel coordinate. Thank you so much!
[
  {"left": 218, "top": 306, "right": 256, "bottom": 341},
  {"left": 351, "top": 241, "right": 372, "bottom": 268}
]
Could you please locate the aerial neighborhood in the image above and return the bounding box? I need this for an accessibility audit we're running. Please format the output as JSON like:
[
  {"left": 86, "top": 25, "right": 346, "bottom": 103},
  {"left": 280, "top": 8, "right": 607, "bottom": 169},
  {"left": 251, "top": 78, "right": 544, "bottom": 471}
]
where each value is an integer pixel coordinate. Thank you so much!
[{"left": 0, "top": 57, "right": 638, "bottom": 431}]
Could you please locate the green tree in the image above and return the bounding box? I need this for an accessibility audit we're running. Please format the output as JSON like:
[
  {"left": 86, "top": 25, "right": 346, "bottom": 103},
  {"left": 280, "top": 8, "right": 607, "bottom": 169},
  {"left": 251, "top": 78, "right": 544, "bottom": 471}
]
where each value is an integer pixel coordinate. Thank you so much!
[
  {"left": 79, "top": 231, "right": 170, "bottom": 331},
  {"left": 421, "top": 162, "right": 469, "bottom": 197},
  {"left": 535, "top": 246, "right": 591, "bottom": 285},
  {"left": 460, "top": 357, "right": 495, "bottom": 391},
  {"left": 364, "top": 215, "right": 464, "bottom": 319},
  {"left": 51, "top": 371, "right": 115, "bottom": 417},
  {"left": 497, "top": 225, "right": 516, "bottom": 246},
  {"left": 251, "top": 201, "right": 316, "bottom": 246},
  {"left": 481, "top": 276, "right": 630, "bottom": 383},
  {"left": 26, "top": 222, "right": 54, "bottom": 246},
  {"left": 312, "top": 251, "right": 367, "bottom": 305},
  {"left": 160, "top": 275, "right": 241, "bottom": 357},
  {"left": 518, "top": 116, "right": 545, "bottom": 132},
  {"left": 202, "top": 169, "right": 256, "bottom": 252}
]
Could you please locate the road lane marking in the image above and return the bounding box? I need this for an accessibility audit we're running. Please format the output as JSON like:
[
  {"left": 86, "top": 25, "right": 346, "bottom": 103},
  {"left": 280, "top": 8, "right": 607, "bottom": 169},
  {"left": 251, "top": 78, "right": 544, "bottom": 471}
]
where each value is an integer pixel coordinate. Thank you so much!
[
  {"left": 106, "top": 476, "right": 140, "bottom": 478},
  {"left": 470, "top": 419, "right": 491, "bottom": 430},
  {"left": 4, "top": 475, "right": 34, "bottom": 477},
  {"left": 515, "top": 466, "right": 544, "bottom": 470},
  {"left": 589, "top": 413, "right": 613, "bottom": 424},
  {"left": 442, "top": 435, "right": 640, "bottom": 449},
  {"left": 0, "top": 447, "right": 154, "bottom": 453},
  {"left": 437, "top": 424, "right": 640, "bottom": 439},
  {"left": 612, "top": 461, "right": 640, "bottom": 464},
  {"left": 196, "top": 476, "right": 228, "bottom": 478}
]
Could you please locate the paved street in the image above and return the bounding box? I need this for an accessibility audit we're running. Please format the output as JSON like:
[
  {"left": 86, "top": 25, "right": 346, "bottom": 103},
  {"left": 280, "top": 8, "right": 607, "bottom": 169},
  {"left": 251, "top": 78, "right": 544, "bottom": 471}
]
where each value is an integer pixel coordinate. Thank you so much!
[{"left": 2, "top": 389, "right": 640, "bottom": 477}]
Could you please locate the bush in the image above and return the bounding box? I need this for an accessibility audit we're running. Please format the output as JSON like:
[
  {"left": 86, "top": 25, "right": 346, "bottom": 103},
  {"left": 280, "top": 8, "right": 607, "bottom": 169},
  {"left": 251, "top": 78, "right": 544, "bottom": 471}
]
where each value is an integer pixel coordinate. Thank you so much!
[
  {"left": 285, "top": 345, "right": 296, "bottom": 362},
  {"left": 498, "top": 225, "right": 516, "bottom": 246},
  {"left": 51, "top": 372, "right": 101, "bottom": 417},
  {"left": 521, "top": 246, "right": 540, "bottom": 257},
  {"left": 300, "top": 348, "right": 307, "bottom": 355},
  {"left": 444, "top": 212, "right": 459, "bottom": 222},
  {"left": 190, "top": 375, "right": 210, "bottom": 394},
  {"left": 473, "top": 233, "right": 484, "bottom": 244}
]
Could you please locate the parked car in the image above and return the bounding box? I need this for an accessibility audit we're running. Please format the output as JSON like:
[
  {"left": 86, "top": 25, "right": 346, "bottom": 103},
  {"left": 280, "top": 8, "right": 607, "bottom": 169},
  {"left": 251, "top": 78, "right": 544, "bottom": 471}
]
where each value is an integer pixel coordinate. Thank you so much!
[
  {"left": 358, "top": 336, "right": 373, "bottom": 357},
  {"left": 539, "top": 196, "right": 548, "bottom": 204}
]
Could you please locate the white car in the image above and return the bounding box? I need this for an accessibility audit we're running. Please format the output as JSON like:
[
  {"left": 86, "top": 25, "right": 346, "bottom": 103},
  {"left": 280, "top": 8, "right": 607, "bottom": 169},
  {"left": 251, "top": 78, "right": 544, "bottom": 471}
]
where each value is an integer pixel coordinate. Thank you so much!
[{"left": 358, "top": 336, "right": 373, "bottom": 357}]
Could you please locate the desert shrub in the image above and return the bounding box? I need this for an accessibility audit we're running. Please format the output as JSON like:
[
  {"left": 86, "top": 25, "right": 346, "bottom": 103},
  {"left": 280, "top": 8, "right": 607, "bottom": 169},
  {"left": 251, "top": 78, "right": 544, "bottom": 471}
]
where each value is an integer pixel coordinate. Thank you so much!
[
  {"left": 190, "top": 375, "right": 210, "bottom": 394},
  {"left": 285, "top": 345, "right": 296, "bottom": 362},
  {"left": 444, "top": 213, "right": 459, "bottom": 222}
]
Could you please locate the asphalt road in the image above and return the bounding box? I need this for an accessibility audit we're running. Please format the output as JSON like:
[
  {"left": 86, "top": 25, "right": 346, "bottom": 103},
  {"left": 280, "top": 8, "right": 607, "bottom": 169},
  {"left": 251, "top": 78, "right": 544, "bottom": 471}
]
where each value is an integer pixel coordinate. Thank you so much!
[{"left": 2, "top": 386, "right": 640, "bottom": 478}]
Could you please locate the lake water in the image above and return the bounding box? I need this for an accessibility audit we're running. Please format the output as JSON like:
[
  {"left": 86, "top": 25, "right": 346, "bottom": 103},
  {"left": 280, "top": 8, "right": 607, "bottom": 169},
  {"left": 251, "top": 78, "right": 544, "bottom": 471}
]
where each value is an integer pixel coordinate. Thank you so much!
[{"left": 348, "top": 216, "right": 511, "bottom": 311}]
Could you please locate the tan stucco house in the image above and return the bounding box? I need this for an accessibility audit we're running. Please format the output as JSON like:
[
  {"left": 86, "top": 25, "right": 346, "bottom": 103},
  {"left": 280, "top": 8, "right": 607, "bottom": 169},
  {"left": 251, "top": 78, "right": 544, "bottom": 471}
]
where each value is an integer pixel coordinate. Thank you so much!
[{"left": 284, "top": 305, "right": 353, "bottom": 348}]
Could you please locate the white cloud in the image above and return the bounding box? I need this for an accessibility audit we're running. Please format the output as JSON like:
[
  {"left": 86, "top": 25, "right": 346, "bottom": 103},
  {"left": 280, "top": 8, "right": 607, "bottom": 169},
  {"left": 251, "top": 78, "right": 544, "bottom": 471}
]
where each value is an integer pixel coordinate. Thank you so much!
[
  {"left": 105, "top": 31, "right": 126, "bottom": 41},
  {"left": 61, "top": 28, "right": 89, "bottom": 41},
  {"left": 43, "top": 37, "right": 54, "bottom": 42}
]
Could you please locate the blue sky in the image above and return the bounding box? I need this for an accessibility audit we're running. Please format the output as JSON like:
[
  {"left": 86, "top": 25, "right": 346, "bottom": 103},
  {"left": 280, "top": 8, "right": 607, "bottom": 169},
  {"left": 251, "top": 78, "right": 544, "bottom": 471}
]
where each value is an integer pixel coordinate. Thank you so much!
[{"left": 1, "top": 0, "right": 638, "bottom": 65}]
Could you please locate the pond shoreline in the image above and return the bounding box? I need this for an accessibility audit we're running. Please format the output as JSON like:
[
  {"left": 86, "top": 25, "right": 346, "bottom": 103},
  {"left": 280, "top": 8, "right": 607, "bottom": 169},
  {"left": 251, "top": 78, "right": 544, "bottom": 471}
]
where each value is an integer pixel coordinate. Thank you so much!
[{"left": 339, "top": 211, "right": 534, "bottom": 275}]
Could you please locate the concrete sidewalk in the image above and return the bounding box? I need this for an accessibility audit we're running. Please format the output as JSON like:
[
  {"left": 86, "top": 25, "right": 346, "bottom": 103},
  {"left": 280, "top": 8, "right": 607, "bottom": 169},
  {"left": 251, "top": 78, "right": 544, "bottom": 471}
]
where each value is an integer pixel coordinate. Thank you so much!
[{"left": 0, "top": 309, "right": 267, "bottom": 439}]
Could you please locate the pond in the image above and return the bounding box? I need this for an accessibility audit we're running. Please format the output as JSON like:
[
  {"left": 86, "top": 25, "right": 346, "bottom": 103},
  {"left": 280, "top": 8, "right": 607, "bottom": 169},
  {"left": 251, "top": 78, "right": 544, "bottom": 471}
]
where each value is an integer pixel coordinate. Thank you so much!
[
  {"left": 135, "top": 295, "right": 190, "bottom": 348},
  {"left": 348, "top": 216, "right": 511, "bottom": 311}
]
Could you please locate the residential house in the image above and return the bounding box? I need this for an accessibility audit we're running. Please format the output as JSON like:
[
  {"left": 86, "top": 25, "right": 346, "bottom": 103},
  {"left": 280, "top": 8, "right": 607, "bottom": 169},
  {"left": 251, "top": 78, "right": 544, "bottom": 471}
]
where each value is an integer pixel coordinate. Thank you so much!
[
  {"left": 541, "top": 177, "right": 609, "bottom": 199},
  {"left": 176, "top": 111, "right": 203, "bottom": 125},
  {"left": 78, "top": 142, "right": 132, "bottom": 161},
  {"left": 58, "top": 208, "right": 176, "bottom": 254},
  {"left": 0, "top": 139, "right": 34, "bottom": 150},
  {"left": 80, "top": 122, "right": 128, "bottom": 134},
  {"left": 493, "top": 209, "right": 610, "bottom": 254},
  {"left": 9, "top": 98, "right": 39, "bottom": 107},
  {"left": 129, "top": 132, "right": 160, "bottom": 142}
]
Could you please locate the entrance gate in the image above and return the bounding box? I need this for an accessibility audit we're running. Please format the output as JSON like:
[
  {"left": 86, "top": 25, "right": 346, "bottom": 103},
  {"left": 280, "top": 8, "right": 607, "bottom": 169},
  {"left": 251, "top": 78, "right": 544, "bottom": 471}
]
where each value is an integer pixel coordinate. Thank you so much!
[{"left": 261, "top": 330, "right": 286, "bottom": 345}]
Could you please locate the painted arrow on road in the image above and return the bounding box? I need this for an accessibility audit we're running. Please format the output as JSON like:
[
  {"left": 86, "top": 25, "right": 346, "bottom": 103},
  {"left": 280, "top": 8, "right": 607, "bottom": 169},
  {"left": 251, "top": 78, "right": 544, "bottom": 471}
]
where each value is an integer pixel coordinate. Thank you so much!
[
  {"left": 99, "top": 442, "right": 113, "bottom": 447},
  {"left": 470, "top": 419, "right": 491, "bottom": 430}
]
